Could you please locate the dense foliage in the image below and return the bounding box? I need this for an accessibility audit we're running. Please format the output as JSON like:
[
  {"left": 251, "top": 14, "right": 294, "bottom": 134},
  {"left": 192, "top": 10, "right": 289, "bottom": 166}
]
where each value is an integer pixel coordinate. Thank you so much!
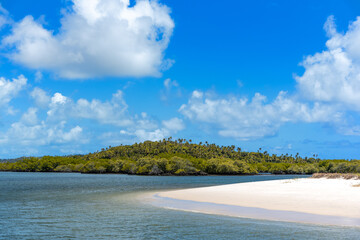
[{"left": 1, "top": 138, "right": 360, "bottom": 175}]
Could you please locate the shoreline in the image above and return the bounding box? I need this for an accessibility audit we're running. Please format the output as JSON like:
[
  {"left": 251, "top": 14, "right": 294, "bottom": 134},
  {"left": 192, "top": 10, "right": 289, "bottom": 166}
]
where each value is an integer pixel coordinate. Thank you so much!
[
  {"left": 152, "top": 194, "right": 360, "bottom": 227},
  {"left": 154, "top": 178, "right": 360, "bottom": 226},
  {"left": 0, "top": 170, "right": 311, "bottom": 177}
]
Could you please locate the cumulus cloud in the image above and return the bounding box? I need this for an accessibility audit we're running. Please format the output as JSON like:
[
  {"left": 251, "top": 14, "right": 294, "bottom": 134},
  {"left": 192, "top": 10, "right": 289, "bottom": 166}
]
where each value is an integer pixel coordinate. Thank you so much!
[
  {"left": 20, "top": 86, "right": 185, "bottom": 146},
  {"left": 5, "top": 122, "right": 84, "bottom": 145},
  {"left": 30, "top": 87, "right": 51, "bottom": 108},
  {"left": 0, "top": 75, "right": 27, "bottom": 106},
  {"left": 34, "top": 71, "right": 43, "bottom": 82},
  {"left": 164, "top": 78, "right": 178, "bottom": 90},
  {"left": 120, "top": 127, "right": 172, "bottom": 142},
  {"left": 46, "top": 90, "right": 133, "bottom": 126},
  {"left": 296, "top": 16, "right": 360, "bottom": 111},
  {"left": 161, "top": 78, "right": 181, "bottom": 101},
  {"left": 20, "top": 107, "right": 38, "bottom": 125},
  {"left": 3, "top": 0, "right": 174, "bottom": 79},
  {"left": 179, "top": 16, "right": 360, "bottom": 140},
  {"left": 0, "top": 87, "right": 139, "bottom": 152},
  {"left": 118, "top": 116, "right": 185, "bottom": 142},
  {"left": 0, "top": 4, "right": 10, "bottom": 29},
  {"left": 162, "top": 117, "right": 185, "bottom": 131},
  {"left": 133, "top": 128, "right": 169, "bottom": 142},
  {"left": 179, "top": 90, "right": 342, "bottom": 140},
  {"left": 1, "top": 107, "right": 84, "bottom": 146}
]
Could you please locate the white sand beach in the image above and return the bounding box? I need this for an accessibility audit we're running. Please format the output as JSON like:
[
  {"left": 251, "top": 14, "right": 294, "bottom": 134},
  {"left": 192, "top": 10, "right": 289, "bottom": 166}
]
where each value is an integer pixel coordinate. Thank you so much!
[{"left": 157, "top": 178, "right": 360, "bottom": 222}]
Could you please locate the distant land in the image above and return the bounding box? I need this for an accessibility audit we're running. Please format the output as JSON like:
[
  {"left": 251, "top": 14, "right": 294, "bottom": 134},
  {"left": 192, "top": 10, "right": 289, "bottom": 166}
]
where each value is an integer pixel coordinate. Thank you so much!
[{"left": 0, "top": 138, "right": 359, "bottom": 175}]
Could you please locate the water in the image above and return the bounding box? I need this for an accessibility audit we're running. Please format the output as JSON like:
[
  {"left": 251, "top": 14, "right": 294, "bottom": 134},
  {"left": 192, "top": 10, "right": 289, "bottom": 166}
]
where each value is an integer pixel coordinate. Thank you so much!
[{"left": 1, "top": 172, "right": 359, "bottom": 239}]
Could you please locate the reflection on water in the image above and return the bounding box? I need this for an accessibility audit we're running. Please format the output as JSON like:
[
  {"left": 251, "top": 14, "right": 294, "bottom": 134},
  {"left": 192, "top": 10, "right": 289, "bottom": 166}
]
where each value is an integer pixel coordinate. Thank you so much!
[{"left": 1, "top": 172, "right": 359, "bottom": 239}]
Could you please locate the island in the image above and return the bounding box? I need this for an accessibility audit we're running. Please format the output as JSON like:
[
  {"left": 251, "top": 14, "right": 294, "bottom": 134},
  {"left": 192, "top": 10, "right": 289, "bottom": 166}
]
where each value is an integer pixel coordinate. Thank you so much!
[{"left": 0, "top": 138, "right": 360, "bottom": 175}]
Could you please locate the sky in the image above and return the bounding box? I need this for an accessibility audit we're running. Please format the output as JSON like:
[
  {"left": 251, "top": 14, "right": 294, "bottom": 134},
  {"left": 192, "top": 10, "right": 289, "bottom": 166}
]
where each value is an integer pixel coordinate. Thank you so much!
[{"left": 0, "top": 0, "right": 360, "bottom": 159}]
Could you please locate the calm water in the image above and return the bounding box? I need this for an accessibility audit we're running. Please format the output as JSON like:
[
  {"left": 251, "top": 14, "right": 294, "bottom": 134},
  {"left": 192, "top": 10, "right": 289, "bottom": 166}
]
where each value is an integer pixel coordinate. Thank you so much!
[{"left": 1, "top": 172, "right": 359, "bottom": 240}]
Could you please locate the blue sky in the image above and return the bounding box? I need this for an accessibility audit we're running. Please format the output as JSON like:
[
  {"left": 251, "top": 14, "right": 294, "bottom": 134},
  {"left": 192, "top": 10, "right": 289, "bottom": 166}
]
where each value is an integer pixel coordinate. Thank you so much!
[{"left": 1, "top": 0, "right": 360, "bottom": 159}]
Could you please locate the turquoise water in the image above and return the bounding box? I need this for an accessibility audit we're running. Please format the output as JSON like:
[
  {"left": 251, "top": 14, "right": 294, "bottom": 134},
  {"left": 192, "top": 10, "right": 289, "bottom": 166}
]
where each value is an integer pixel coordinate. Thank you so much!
[{"left": 1, "top": 172, "right": 359, "bottom": 239}]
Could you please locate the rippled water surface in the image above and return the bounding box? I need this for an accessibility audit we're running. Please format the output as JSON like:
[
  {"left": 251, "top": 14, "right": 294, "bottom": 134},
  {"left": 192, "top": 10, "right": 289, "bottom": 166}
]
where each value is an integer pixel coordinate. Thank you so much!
[{"left": 1, "top": 172, "right": 359, "bottom": 239}]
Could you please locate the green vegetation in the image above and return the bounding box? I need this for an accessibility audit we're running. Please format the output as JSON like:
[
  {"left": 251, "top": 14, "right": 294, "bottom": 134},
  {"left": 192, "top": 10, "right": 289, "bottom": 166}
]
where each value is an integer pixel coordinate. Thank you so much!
[{"left": 1, "top": 138, "right": 360, "bottom": 175}]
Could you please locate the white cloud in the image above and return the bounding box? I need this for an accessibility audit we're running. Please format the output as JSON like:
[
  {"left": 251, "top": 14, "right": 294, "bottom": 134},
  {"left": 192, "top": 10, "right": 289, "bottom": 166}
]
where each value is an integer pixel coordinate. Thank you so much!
[
  {"left": 74, "top": 91, "right": 133, "bottom": 126},
  {"left": 135, "top": 116, "right": 184, "bottom": 141},
  {"left": 1, "top": 107, "right": 84, "bottom": 146},
  {"left": 51, "top": 93, "right": 68, "bottom": 104},
  {"left": 134, "top": 128, "right": 169, "bottom": 142},
  {"left": 134, "top": 112, "right": 158, "bottom": 130},
  {"left": 117, "top": 116, "right": 185, "bottom": 142},
  {"left": 25, "top": 86, "right": 186, "bottom": 147},
  {"left": 20, "top": 107, "right": 38, "bottom": 125},
  {"left": 0, "top": 4, "right": 10, "bottom": 29},
  {"left": 161, "top": 78, "right": 181, "bottom": 101},
  {"left": 296, "top": 16, "right": 360, "bottom": 111},
  {"left": 192, "top": 90, "right": 203, "bottom": 99},
  {"left": 164, "top": 78, "right": 178, "bottom": 90},
  {"left": 126, "top": 116, "right": 185, "bottom": 142},
  {"left": 0, "top": 74, "right": 187, "bottom": 155},
  {"left": 104, "top": 127, "right": 168, "bottom": 144},
  {"left": 61, "top": 125, "right": 83, "bottom": 142},
  {"left": 3, "top": 0, "right": 174, "bottom": 79},
  {"left": 26, "top": 87, "right": 184, "bottom": 144},
  {"left": 35, "top": 71, "right": 43, "bottom": 82},
  {"left": 46, "top": 90, "right": 133, "bottom": 126},
  {"left": 0, "top": 75, "right": 27, "bottom": 106},
  {"left": 30, "top": 87, "right": 51, "bottom": 108},
  {"left": 162, "top": 117, "right": 185, "bottom": 132},
  {"left": 179, "top": 91, "right": 341, "bottom": 140},
  {"left": 179, "top": 16, "right": 360, "bottom": 140},
  {"left": 7, "top": 122, "right": 84, "bottom": 145}
]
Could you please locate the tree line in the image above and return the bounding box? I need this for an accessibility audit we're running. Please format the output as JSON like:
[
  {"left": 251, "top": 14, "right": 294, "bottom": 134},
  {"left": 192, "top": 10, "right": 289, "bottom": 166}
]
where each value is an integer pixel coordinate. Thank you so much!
[{"left": 0, "top": 138, "right": 359, "bottom": 175}]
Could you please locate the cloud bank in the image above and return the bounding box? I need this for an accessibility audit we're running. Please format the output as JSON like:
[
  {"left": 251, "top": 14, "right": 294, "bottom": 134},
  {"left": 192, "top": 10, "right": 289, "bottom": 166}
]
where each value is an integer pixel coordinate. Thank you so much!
[
  {"left": 3, "top": 0, "right": 174, "bottom": 79},
  {"left": 296, "top": 16, "right": 360, "bottom": 111},
  {"left": 0, "top": 82, "right": 184, "bottom": 156},
  {"left": 0, "top": 75, "right": 27, "bottom": 107},
  {"left": 179, "top": 91, "right": 340, "bottom": 140},
  {"left": 180, "top": 16, "right": 360, "bottom": 140}
]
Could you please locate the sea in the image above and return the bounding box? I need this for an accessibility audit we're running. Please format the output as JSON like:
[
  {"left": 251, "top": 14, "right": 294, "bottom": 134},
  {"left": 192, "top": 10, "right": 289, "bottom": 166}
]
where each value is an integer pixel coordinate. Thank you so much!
[{"left": 1, "top": 172, "right": 359, "bottom": 239}]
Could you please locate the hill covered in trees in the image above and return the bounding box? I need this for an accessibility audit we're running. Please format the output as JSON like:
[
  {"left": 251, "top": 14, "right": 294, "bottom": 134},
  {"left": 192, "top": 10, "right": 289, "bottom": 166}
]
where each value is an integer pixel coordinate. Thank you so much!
[{"left": 1, "top": 138, "right": 359, "bottom": 175}]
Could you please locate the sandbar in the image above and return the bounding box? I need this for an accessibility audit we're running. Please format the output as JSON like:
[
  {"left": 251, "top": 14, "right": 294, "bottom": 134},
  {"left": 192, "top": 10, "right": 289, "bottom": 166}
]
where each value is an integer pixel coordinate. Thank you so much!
[{"left": 155, "top": 178, "right": 360, "bottom": 226}]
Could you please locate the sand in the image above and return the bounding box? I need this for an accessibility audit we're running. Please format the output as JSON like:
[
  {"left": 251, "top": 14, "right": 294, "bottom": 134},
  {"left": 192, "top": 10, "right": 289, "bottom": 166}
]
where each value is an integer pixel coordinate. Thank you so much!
[{"left": 156, "top": 178, "right": 360, "bottom": 225}]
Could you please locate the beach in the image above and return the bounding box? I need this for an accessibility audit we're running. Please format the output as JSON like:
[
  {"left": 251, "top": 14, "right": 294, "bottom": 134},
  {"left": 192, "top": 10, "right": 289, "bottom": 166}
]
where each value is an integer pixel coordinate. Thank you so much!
[{"left": 156, "top": 178, "right": 360, "bottom": 226}]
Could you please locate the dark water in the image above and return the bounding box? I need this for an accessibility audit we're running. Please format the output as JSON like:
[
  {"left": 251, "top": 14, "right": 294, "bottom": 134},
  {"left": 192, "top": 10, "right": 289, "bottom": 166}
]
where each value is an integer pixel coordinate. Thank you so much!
[{"left": 1, "top": 172, "right": 359, "bottom": 239}]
